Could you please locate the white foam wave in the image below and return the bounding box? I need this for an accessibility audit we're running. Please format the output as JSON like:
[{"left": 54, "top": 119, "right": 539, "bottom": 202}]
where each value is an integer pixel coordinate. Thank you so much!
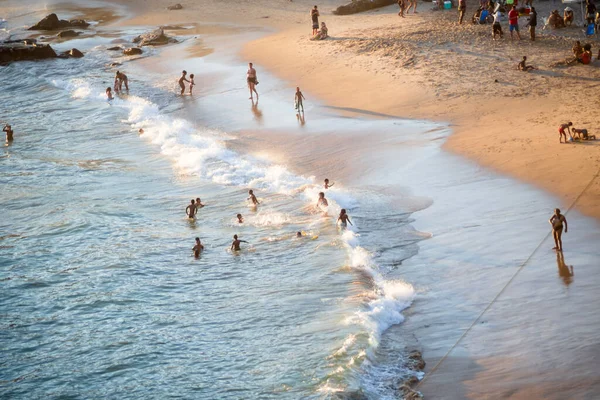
[{"left": 51, "top": 78, "right": 92, "bottom": 99}]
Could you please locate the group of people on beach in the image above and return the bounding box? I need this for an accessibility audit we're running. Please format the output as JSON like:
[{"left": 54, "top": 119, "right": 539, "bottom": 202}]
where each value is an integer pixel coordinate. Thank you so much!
[
  {"left": 310, "top": 5, "right": 329, "bottom": 40},
  {"left": 179, "top": 70, "right": 196, "bottom": 95},
  {"left": 106, "top": 71, "right": 129, "bottom": 100},
  {"left": 557, "top": 121, "right": 596, "bottom": 143},
  {"left": 187, "top": 178, "right": 352, "bottom": 258}
]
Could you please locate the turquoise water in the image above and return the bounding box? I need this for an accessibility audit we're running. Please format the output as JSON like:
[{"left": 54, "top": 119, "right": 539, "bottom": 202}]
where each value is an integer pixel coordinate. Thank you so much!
[{"left": 0, "top": 19, "right": 433, "bottom": 398}]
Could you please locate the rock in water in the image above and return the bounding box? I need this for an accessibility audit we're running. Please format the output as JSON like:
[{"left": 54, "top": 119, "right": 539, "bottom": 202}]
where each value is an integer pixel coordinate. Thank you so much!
[
  {"left": 167, "top": 3, "right": 183, "bottom": 10},
  {"left": 333, "top": 0, "right": 397, "bottom": 15},
  {"left": 68, "top": 48, "right": 84, "bottom": 58},
  {"left": 107, "top": 46, "right": 122, "bottom": 51},
  {"left": 28, "top": 13, "right": 90, "bottom": 30},
  {"left": 0, "top": 43, "right": 57, "bottom": 63},
  {"left": 123, "top": 47, "right": 143, "bottom": 56},
  {"left": 132, "top": 28, "right": 177, "bottom": 46},
  {"left": 57, "top": 30, "right": 80, "bottom": 38}
]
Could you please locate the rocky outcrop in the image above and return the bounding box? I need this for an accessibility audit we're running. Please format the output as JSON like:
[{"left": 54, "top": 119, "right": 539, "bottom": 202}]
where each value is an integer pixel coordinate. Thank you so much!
[
  {"left": 107, "top": 46, "right": 122, "bottom": 51},
  {"left": 67, "top": 48, "right": 84, "bottom": 58},
  {"left": 167, "top": 3, "right": 183, "bottom": 10},
  {"left": 0, "top": 42, "right": 57, "bottom": 63},
  {"left": 57, "top": 30, "right": 80, "bottom": 38},
  {"left": 123, "top": 47, "right": 143, "bottom": 56},
  {"left": 333, "top": 0, "right": 397, "bottom": 15},
  {"left": 132, "top": 28, "right": 177, "bottom": 46},
  {"left": 28, "top": 13, "right": 89, "bottom": 30}
]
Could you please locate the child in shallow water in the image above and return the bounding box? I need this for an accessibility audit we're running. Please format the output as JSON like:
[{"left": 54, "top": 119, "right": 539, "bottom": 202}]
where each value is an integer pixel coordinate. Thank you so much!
[
  {"left": 237, "top": 213, "right": 244, "bottom": 223},
  {"left": 338, "top": 209, "right": 353, "bottom": 228},
  {"left": 106, "top": 87, "right": 113, "bottom": 100},
  {"left": 189, "top": 74, "right": 195, "bottom": 95}
]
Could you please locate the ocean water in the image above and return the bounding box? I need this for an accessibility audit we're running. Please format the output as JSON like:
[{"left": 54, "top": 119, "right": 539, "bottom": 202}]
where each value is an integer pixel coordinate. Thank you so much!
[{"left": 0, "top": 16, "right": 433, "bottom": 399}]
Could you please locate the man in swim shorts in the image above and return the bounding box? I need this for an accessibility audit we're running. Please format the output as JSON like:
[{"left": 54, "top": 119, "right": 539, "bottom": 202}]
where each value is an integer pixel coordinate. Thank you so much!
[
  {"left": 247, "top": 63, "right": 259, "bottom": 101},
  {"left": 193, "top": 237, "right": 204, "bottom": 258},
  {"left": 231, "top": 234, "right": 248, "bottom": 251},
  {"left": 558, "top": 122, "right": 573, "bottom": 143},
  {"left": 179, "top": 70, "right": 189, "bottom": 95},
  {"left": 508, "top": 6, "right": 521, "bottom": 40},
  {"left": 186, "top": 199, "right": 197, "bottom": 219},
  {"left": 311, "top": 6, "right": 320, "bottom": 36},
  {"left": 549, "top": 208, "right": 568, "bottom": 251}
]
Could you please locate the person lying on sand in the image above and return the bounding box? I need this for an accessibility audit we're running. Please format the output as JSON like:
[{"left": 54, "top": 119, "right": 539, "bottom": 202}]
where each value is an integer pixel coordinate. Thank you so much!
[
  {"left": 518, "top": 56, "right": 536, "bottom": 71},
  {"left": 106, "top": 87, "right": 114, "bottom": 100},
  {"left": 231, "top": 234, "right": 248, "bottom": 251},
  {"left": 179, "top": 70, "right": 189, "bottom": 95},
  {"left": 558, "top": 122, "right": 573, "bottom": 143},
  {"left": 237, "top": 213, "right": 244, "bottom": 223},
  {"left": 193, "top": 237, "right": 204, "bottom": 258},
  {"left": 317, "top": 192, "right": 328, "bottom": 207},
  {"left": 186, "top": 199, "right": 197, "bottom": 219},
  {"left": 338, "top": 209, "right": 353, "bottom": 228},
  {"left": 549, "top": 208, "right": 568, "bottom": 251},
  {"left": 573, "top": 128, "right": 596, "bottom": 140},
  {"left": 248, "top": 190, "right": 259, "bottom": 206},
  {"left": 324, "top": 178, "right": 334, "bottom": 189}
]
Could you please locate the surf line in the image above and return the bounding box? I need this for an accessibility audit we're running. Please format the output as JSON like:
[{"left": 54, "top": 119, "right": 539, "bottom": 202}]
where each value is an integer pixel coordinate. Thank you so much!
[{"left": 416, "top": 166, "right": 600, "bottom": 389}]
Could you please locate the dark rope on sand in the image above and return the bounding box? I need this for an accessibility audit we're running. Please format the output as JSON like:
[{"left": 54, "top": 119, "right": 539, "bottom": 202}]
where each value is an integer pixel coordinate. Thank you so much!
[{"left": 416, "top": 166, "right": 600, "bottom": 390}]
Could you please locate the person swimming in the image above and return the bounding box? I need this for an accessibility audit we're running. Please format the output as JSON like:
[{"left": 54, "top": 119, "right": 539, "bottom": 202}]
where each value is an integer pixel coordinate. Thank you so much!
[
  {"left": 138, "top": 129, "right": 144, "bottom": 135},
  {"left": 324, "top": 178, "right": 334, "bottom": 189},
  {"left": 106, "top": 87, "right": 114, "bottom": 100},
  {"left": 192, "top": 237, "right": 204, "bottom": 258},
  {"left": 337, "top": 209, "right": 353, "bottom": 228},
  {"left": 248, "top": 190, "right": 259, "bottom": 206},
  {"left": 296, "top": 231, "right": 303, "bottom": 238},
  {"left": 186, "top": 199, "right": 197, "bottom": 219},
  {"left": 237, "top": 214, "right": 244, "bottom": 223},
  {"left": 317, "top": 192, "right": 328, "bottom": 207},
  {"left": 231, "top": 234, "right": 248, "bottom": 251}
]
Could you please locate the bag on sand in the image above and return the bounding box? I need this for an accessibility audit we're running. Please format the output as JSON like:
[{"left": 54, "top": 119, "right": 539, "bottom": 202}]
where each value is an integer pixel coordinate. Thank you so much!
[{"left": 587, "top": 23, "right": 595, "bottom": 35}]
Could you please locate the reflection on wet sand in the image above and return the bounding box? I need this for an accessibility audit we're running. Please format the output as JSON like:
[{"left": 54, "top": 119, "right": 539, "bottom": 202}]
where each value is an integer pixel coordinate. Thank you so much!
[
  {"left": 556, "top": 252, "right": 574, "bottom": 286},
  {"left": 251, "top": 101, "right": 263, "bottom": 123},
  {"left": 296, "top": 112, "right": 305, "bottom": 127}
]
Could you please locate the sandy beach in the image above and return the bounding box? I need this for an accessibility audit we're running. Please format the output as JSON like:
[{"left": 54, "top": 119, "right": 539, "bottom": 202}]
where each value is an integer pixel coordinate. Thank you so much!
[{"left": 3, "top": 0, "right": 600, "bottom": 398}]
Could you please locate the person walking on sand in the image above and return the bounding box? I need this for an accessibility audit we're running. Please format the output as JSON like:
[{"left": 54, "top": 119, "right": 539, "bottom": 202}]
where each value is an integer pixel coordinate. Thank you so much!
[
  {"left": 189, "top": 74, "right": 195, "bottom": 95},
  {"left": 295, "top": 87, "right": 306, "bottom": 112},
  {"left": 549, "top": 208, "right": 568, "bottom": 251},
  {"left": 247, "top": 63, "right": 259, "bottom": 101},
  {"left": 338, "top": 209, "right": 353, "bottom": 228},
  {"left": 492, "top": 8, "right": 504, "bottom": 39},
  {"left": 558, "top": 122, "right": 573, "bottom": 143},
  {"left": 398, "top": 0, "right": 406, "bottom": 17},
  {"left": 179, "top": 70, "right": 189, "bottom": 95},
  {"left": 527, "top": 7, "right": 537, "bottom": 41},
  {"left": 458, "top": 0, "right": 467, "bottom": 24},
  {"left": 248, "top": 189, "right": 259, "bottom": 206},
  {"left": 193, "top": 237, "right": 204, "bottom": 258},
  {"left": 508, "top": 6, "right": 521, "bottom": 40},
  {"left": 186, "top": 199, "right": 197, "bottom": 219},
  {"left": 311, "top": 5, "right": 320, "bottom": 36},
  {"left": 231, "top": 234, "right": 248, "bottom": 251},
  {"left": 406, "top": 0, "right": 418, "bottom": 14}
]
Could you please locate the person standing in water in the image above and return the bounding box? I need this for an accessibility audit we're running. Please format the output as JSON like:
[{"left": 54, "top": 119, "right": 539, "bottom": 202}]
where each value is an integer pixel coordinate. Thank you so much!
[
  {"left": 324, "top": 178, "right": 334, "bottom": 189},
  {"left": 186, "top": 199, "right": 197, "bottom": 219},
  {"left": 338, "top": 209, "right": 353, "bottom": 228},
  {"left": 295, "top": 87, "right": 306, "bottom": 112},
  {"left": 248, "top": 190, "right": 259, "bottom": 206},
  {"left": 195, "top": 197, "right": 205, "bottom": 210},
  {"left": 4, "top": 124, "right": 14, "bottom": 143},
  {"left": 106, "top": 87, "right": 114, "bottom": 100},
  {"left": 193, "top": 237, "right": 204, "bottom": 258},
  {"left": 549, "top": 208, "right": 568, "bottom": 251},
  {"left": 116, "top": 71, "right": 129, "bottom": 91},
  {"left": 317, "top": 192, "right": 328, "bottom": 207},
  {"left": 231, "top": 234, "right": 248, "bottom": 251},
  {"left": 247, "top": 63, "right": 258, "bottom": 101},
  {"left": 189, "top": 73, "right": 195, "bottom": 95},
  {"left": 179, "top": 70, "right": 190, "bottom": 95}
]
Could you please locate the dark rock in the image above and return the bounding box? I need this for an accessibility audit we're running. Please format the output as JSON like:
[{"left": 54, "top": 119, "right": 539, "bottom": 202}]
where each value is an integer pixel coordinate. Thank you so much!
[
  {"left": 333, "top": 0, "right": 396, "bottom": 15},
  {"left": 107, "top": 46, "right": 122, "bottom": 51},
  {"left": 132, "top": 28, "right": 177, "bottom": 46},
  {"left": 57, "top": 30, "right": 80, "bottom": 38},
  {"left": 167, "top": 3, "right": 183, "bottom": 10},
  {"left": 68, "top": 48, "right": 84, "bottom": 58},
  {"left": 108, "top": 62, "right": 121, "bottom": 67},
  {"left": 3, "top": 38, "right": 37, "bottom": 45},
  {"left": 123, "top": 47, "right": 143, "bottom": 56},
  {"left": 28, "top": 13, "right": 89, "bottom": 30},
  {"left": 0, "top": 43, "right": 57, "bottom": 63}
]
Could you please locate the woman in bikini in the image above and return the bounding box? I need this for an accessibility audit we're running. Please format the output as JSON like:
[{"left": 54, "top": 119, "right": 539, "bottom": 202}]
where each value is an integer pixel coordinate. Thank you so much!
[
  {"left": 247, "top": 63, "right": 259, "bottom": 101},
  {"left": 549, "top": 208, "right": 568, "bottom": 251}
]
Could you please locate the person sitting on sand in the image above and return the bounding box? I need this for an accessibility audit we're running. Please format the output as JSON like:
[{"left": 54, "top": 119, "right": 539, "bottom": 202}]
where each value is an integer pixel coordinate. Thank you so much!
[
  {"left": 3, "top": 124, "right": 14, "bottom": 143},
  {"left": 248, "top": 189, "right": 259, "bottom": 206},
  {"left": 237, "top": 213, "right": 244, "bottom": 223},
  {"left": 311, "top": 22, "right": 329, "bottom": 40},
  {"left": 518, "top": 56, "right": 536, "bottom": 71},
  {"left": 573, "top": 41, "right": 584, "bottom": 58},
  {"left": 492, "top": 9, "right": 504, "bottom": 39},
  {"left": 231, "top": 234, "right": 248, "bottom": 251},
  {"left": 324, "top": 178, "right": 334, "bottom": 189},
  {"left": 573, "top": 128, "right": 596, "bottom": 140},
  {"left": 338, "top": 209, "right": 353, "bottom": 228},
  {"left": 549, "top": 208, "right": 568, "bottom": 251},
  {"left": 564, "top": 7, "right": 574, "bottom": 26},
  {"left": 317, "top": 192, "right": 328, "bottom": 207},
  {"left": 558, "top": 122, "right": 573, "bottom": 143},
  {"left": 186, "top": 199, "right": 197, "bottom": 219},
  {"left": 106, "top": 87, "right": 114, "bottom": 100},
  {"left": 295, "top": 87, "right": 305, "bottom": 112},
  {"left": 193, "top": 237, "right": 204, "bottom": 258},
  {"left": 189, "top": 73, "right": 195, "bottom": 95},
  {"left": 548, "top": 10, "right": 565, "bottom": 29},
  {"left": 179, "top": 70, "right": 189, "bottom": 95}
]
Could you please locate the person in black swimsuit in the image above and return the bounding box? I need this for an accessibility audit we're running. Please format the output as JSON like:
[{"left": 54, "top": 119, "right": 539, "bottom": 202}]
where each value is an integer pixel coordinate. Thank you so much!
[
  {"left": 311, "top": 6, "right": 320, "bottom": 36},
  {"left": 549, "top": 208, "right": 568, "bottom": 251}
]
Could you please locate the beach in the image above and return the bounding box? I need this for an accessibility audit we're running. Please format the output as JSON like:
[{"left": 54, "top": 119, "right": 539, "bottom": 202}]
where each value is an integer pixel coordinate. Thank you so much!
[{"left": 2, "top": 0, "right": 600, "bottom": 399}]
